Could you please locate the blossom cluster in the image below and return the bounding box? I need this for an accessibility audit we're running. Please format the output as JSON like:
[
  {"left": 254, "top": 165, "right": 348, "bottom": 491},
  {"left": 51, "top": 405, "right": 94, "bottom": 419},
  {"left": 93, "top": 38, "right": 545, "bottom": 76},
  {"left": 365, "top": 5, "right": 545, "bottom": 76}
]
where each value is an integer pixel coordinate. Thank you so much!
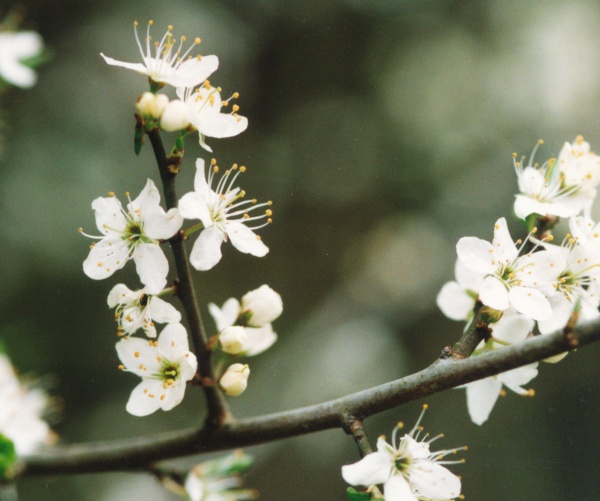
[
  {"left": 80, "top": 21, "right": 280, "bottom": 417},
  {"left": 437, "top": 136, "right": 600, "bottom": 424}
]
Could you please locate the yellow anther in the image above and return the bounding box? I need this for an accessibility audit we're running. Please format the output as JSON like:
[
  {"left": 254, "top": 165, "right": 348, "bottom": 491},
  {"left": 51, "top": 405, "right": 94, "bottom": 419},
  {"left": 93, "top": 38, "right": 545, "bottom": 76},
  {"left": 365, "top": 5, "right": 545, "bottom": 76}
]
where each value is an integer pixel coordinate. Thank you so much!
[
  {"left": 423, "top": 403, "right": 429, "bottom": 410},
  {"left": 240, "top": 166, "right": 246, "bottom": 173},
  {"left": 211, "top": 158, "right": 217, "bottom": 165},
  {"left": 160, "top": 394, "right": 166, "bottom": 400},
  {"left": 532, "top": 226, "right": 538, "bottom": 232},
  {"left": 134, "top": 21, "right": 139, "bottom": 27},
  {"left": 266, "top": 209, "right": 273, "bottom": 216},
  {"left": 148, "top": 20, "right": 154, "bottom": 26},
  {"left": 78, "top": 227, "right": 83, "bottom": 233},
  {"left": 528, "top": 388, "right": 535, "bottom": 397},
  {"left": 268, "top": 200, "right": 273, "bottom": 206},
  {"left": 576, "top": 135, "right": 584, "bottom": 144},
  {"left": 232, "top": 104, "right": 240, "bottom": 112},
  {"left": 232, "top": 163, "right": 238, "bottom": 170},
  {"left": 396, "top": 421, "right": 404, "bottom": 430},
  {"left": 233, "top": 92, "right": 240, "bottom": 99},
  {"left": 168, "top": 25, "right": 173, "bottom": 30},
  {"left": 134, "top": 352, "right": 140, "bottom": 358},
  {"left": 195, "top": 37, "right": 201, "bottom": 44},
  {"left": 267, "top": 218, "right": 272, "bottom": 223},
  {"left": 252, "top": 199, "right": 257, "bottom": 204},
  {"left": 512, "top": 152, "right": 517, "bottom": 158},
  {"left": 499, "top": 389, "right": 507, "bottom": 397},
  {"left": 118, "top": 364, "right": 125, "bottom": 370},
  {"left": 217, "top": 86, "right": 222, "bottom": 92},
  {"left": 203, "top": 80, "right": 211, "bottom": 89},
  {"left": 125, "top": 191, "right": 130, "bottom": 197},
  {"left": 213, "top": 166, "right": 219, "bottom": 173},
  {"left": 538, "top": 139, "right": 544, "bottom": 145},
  {"left": 97, "top": 262, "right": 103, "bottom": 267},
  {"left": 243, "top": 213, "right": 250, "bottom": 219},
  {"left": 108, "top": 191, "right": 115, "bottom": 197}
]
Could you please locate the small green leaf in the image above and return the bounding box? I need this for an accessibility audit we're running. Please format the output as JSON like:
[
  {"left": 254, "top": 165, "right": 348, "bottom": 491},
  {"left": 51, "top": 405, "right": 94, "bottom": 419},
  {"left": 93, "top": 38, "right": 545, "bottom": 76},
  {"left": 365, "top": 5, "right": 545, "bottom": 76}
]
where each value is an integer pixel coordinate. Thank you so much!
[
  {"left": 0, "top": 434, "right": 17, "bottom": 479},
  {"left": 346, "top": 487, "right": 373, "bottom": 501}
]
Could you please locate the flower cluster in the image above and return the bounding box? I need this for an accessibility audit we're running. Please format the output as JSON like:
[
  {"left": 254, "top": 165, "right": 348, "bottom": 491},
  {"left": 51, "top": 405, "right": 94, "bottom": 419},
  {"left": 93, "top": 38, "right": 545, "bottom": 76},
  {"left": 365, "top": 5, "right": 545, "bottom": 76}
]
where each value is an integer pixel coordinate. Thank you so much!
[
  {"left": 342, "top": 405, "right": 465, "bottom": 501},
  {"left": 209, "top": 285, "right": 282, "bottom": 396},
  {"left": 0, "top": 351, "right": 54, "bottom": 460},
  {"left": 438, "top": 136, "right": 600, "bottom": 424},
  {"left": 80, "top": 21, "right": 277, "bottom": 416}
]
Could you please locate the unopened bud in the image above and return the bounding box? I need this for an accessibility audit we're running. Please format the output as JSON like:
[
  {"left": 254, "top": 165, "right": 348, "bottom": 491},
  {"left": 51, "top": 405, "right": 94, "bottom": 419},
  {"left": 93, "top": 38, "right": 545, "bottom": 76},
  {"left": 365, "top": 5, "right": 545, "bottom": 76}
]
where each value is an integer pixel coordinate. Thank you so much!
[
  {"left": 136, "top": 92, "right": 169, "bottom": 119},
  {"left": 219, "top": 363, "right": 250, "bottom": 397},
  {"left": 160, "top": 99, "right": 190, "bottom": 131},
  {"left": 219, "top": 326, "right": 247, "bottom": 355},
  {"left": 241, "top": 285, "right": 283, "bottom": 327}
]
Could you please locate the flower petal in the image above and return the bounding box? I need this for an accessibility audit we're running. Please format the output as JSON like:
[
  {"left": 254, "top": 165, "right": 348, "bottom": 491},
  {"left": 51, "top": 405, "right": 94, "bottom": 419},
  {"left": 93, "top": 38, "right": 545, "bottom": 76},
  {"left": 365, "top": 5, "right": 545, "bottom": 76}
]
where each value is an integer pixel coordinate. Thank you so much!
[
  {"left": 408, "top": 461, "right": 462, "bottom": 500},
  {"left": 465, "top": 376, "right": 502, "bottom": 425},
  {"left": 133, "top": 243, "right": 168, "bottom": 294},
  {"left": 157, "top": 323, "right": 189, "bottom": 360},
  {"left": 341, "top": 450, "right": 392, "bottom": 486},
  {"left": 116, "top": 336, "right": 160, "bottom": 376},
  {"left": 479, "top": 276, "right": 509, "bottom": 311},
  {"left": 83, "top": 238, "right": 130, "bottom": 280},
  {"left": 100, "top": 53, "right": 149, "bottom": 75},
  {"left": 126, "top": 380, "right": 164, "bottom": 416},
  {"left": 148, "top": 296, "right": 182, "bottom": 325},
  {"left": 91, "top": 196, "right": 126, "bottom": 235},
  {"left": 227, "top": 222, "right": 269, "bottom": 257},
  {"left": 209, "top": 297, "right": 241, "bottom": 331},
  {"left": 384, "top": 475, "right": 418, "bottom": 501},
  {"left": 169, "top": 55, "right": 219, "bottom": 88},
  {"left": 508, "top": 286, "right": 552, "bottom": 321},
  {"left": 243, "top": 325, "right": 278, "bottom": 356},
  {"left": 107, "top": 283, "right": 137, "bottom": 307},
  {"left": 190, "top": 226, "right": 224, "bottom": 271},
  {"left": 456, "top": 237, "right": 495, "bottom": 274},
  {"left": 436, "top": 281, "right": 476, "bottom": 321},
  {"left": 199, "top": 112, "right": 249, "bottom": 139},
  {"left": 178, "top": 191, "right": 212, "bottom": 228},
  {"left": 143, "top": 206, "right": 183, "bottom": 240}
]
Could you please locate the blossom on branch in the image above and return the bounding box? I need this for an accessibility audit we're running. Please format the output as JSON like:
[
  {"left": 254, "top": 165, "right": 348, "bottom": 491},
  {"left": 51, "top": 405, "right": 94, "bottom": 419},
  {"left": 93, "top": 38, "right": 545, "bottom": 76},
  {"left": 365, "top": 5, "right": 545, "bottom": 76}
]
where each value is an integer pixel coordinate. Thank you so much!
[
  {"left": 107, "top": 283, "right": 181, "bottom": 338},
  {"left": 460, "top": 311, "right": 538, "bottom": 425},
  {"left": 81, "top": 179, "right": 183, "bottom": 294},
  {"left": 342, "top": 405, "right": 464, "bottom": 501},
  {"left": 116, "top": 323, "right": 197, "bottom": 416},
  {"left": 456, "top": 217, "right": 553, "bottom": 321},
  {"left": 179, "top": 159, "right": 271, "bottom": 271},
  {"left": 101, "top": 21, "right": 218, "bottom": 89},
  {"left": 436, "top": 259, "right": 484, "bottom": 322},
  {"left": 219, "top": 364, "right": 250, "bottom": 397},
  {"left": 175, "top": 83, "right": 248, "bottom": 152}
]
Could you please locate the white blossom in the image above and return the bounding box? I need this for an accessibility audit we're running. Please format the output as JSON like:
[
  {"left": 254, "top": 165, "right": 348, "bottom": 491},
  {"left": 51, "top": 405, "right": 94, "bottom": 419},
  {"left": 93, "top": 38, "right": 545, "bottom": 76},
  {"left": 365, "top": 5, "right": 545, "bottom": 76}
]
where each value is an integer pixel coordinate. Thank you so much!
[
  {"left": 159, "top": 99, "right": 190, "bottom": 131},
  {"left": 0, "top": 354, "right": 53, "bottom": 455},
  {"left": 342, "top": 406, "right": 464, "bottom": 501},
  {"left": 456, "top": 217, "right": 553, "bottom": 321},
  {"left": 176, "top": 83, "right": 248, "bottom": 152},
  {"left": 0, "top": 30, "right": 43, "bottom": 88},
  {"left": 436, "top": 260, "right": 484, "bottom": 322},
  {"left": 107, "top": 283, "right": 181, "bottom": 338},
  {"left": 219, "top": 364, "right": 249, "bottom": 397},
  {"left": 116, "top": 323, "right": 197, "bottom": 416},
  {"left": 240, "top": 285, "right": 283, "bottom": 327},
  {"left": 558, "top": 135, "right": 600, "bottom": 193},
  {"left": 136, "top": 92, "right": 169, "bottom": 119},
  {"left": 179, "top": 159, "right": 271, "bottom": 271},
  {"left": 219, "top": 326, "right": 247, "bottom": 355},
  {"left": 81, "top": 179, "right": 183, "bottom": 294},
  {"left": 101, "top": 21, "right": 218, "bottom": 89},
  {"left": 462, "top": 311, "right": 537, "bottom": 425}
]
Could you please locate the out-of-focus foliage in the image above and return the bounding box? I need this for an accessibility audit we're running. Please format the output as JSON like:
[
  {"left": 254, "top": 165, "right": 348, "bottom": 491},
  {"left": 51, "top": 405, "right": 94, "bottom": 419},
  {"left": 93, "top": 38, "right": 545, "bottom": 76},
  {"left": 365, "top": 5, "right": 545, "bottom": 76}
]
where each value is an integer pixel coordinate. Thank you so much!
[{"left": 2, "top": 1, "right": 600, "bottom": 499}]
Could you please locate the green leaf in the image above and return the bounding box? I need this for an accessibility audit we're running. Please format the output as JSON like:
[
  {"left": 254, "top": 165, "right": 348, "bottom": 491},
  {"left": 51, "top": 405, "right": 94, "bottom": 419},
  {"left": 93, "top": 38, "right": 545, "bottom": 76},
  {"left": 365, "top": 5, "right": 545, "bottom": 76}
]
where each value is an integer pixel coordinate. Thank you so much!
[
  {"left": 346, "top": 487, "right": 373, "bottom": 501},
  {"left": 0, "top": 434, "right": 17, "bottom": 479}
]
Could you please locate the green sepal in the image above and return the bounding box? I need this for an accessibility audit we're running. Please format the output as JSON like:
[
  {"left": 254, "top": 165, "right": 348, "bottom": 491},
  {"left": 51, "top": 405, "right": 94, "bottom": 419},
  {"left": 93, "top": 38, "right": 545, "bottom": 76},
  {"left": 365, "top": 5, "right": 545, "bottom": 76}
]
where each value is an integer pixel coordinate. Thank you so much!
[
  {"left": 134, "top": 114, "right": 145, "bottom": 156},
  {"left": 0, "top": 434, "right": 17, "bottom": 479},
  {"left": 346, "top": 487, "right": 373, "bottom": 500}
]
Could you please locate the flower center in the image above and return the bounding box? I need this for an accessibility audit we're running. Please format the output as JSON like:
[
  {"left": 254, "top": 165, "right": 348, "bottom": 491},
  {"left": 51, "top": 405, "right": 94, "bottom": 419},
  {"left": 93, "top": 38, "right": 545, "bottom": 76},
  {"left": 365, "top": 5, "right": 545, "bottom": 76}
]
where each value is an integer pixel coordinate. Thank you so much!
[
  {"left": 160, "top": 362, "right": 180, "bottom": 384},
  {"left": 394, "top": 456, "right": 411, "bottom": 472}
]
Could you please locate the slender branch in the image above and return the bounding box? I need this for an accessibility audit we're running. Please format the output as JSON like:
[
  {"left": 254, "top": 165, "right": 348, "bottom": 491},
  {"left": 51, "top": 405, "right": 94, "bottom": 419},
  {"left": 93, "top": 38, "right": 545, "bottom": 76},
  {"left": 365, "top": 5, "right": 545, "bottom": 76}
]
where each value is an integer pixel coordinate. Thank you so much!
[
  {"left": 23, "top": 319, "right": 600, "bottom": 475},
  {"left": 343, "top": 416, "right": 372, "bottom": 458},
  {"left": 146, "top": 128, "right": 231, "bottom": 426}
]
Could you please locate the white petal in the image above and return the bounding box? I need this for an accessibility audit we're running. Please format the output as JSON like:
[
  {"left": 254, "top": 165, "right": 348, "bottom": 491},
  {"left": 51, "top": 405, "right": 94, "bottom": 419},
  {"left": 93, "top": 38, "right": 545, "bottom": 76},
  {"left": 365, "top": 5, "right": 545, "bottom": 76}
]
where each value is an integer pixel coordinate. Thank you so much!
[
  {"left": 491, "top": 312, "right": 534, "bottom": 344},
  {"left": 479, "top": 276, "right": 510, "bottom": 310},
  {"left": 178, "top": 192, "right": 212, "bottom": 228},
  {"left": 508, "top": 286, "right": 552, "bottom": 321},
  {"left": 243, "top": 325, "right": 278, "bottom": 356},
  {"left": 383, "top": 475, "right": 418, "bottom": 501},
  {"left": 100, "top": 53, "right": 149, "bottom": 75},
  {"left": 116, "top": 337, "right": 160, "bottom": 376},
  {"left": 159, "top": 381, "right": 187, "bottom": 411},
  {"left": 456, "top": 237, "right": 495, "bottom": 274},
  {"left": 148, "top": 296, "right": 182, "bottom": 324},
  {"left": 129, "top": 179, "right": 160, "bottom": 214},
  {"left": 157, "top": 323, "right": 189, "bottom": 360},
  {"left": 133, "top": 243, "right": 169, "bottom": 294},
  {"left": 465, "top": 377, "right": 502, "bottom": 425},
  {"left": 208, "top": 297, "right": 241, "bottom": 331},
  {"left": 83, "top": 238, "right": 130, "bottom": 280},
  {"left": 436, "top": 281, "right": 475, "bottom": 321},
  {"left": 454, "top": 259, "right": 484, "bottom": 292},
  {"left": 200, "top": 113, "right": 248, "bottom": 139},
  {"left": 126, "top": 380, "right": 164, "bottom": 416},
  {"left": 107, "top": 283, "right": 137, "bottom": 307},
  {"left": 227, "top": 222, "right": 269, "bottom": 257},
  {"left": 91, "top": 196, "right": 127, "bottom": 235},
  {"left": 193, "top": 158, "right": 209, "bottom": 193},
  {"left": 408, "top": 461, "right": 462, "bottom": 500},
  {"left": 168, "top": 55, "right": 219, "bottom": 88},
  {"left": 537, "top": 296, "right": 574, "bottom": 334},
  {"left": 143, "top": 206, "right": 183, "bottom": 240},
  {"left": 189, "top": 227, "right": 224, "bottom": 271},
  {"left": 499, "top": 363, "right": 538, "bottom": 390},
  {"left": 341, "top": 450, "right": 392, "bottom": 486},
  {"left": 492, "top": 217, "right": 519, "bottom": 263}
]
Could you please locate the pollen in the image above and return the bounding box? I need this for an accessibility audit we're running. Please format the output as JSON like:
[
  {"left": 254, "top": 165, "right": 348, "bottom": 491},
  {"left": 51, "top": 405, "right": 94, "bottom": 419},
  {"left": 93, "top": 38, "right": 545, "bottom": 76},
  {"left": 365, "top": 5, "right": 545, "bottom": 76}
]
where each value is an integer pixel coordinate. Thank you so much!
[
  {"left": 118, "top": 364, "right": 125, "bottom": 370},
  {"left": 134, "top": 351, "right": 140, "bottom": 358},
  {"left": 240, "top": 166, "right": 246, "bottom": 173},
  {"left": 97, "top": 262, "right": 103, "bottom": 267},
  {"left": 499, "top": 389, "right": 507, "bottom": 397},
  {"left": 108, "top": 191, "right": 115, "bottom": 197},
  {"left": 266, "top": 209, "right": 273, "bottom": 216}
]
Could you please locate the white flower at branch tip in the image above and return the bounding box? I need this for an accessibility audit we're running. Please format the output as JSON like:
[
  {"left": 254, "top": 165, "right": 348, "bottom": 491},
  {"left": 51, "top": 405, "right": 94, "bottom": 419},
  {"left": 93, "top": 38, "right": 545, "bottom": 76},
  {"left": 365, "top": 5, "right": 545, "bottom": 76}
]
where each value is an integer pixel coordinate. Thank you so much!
[
  {"left": 116, "top": 323, "right": 197, "bottom": 416},
  {"left": 240, "top": 285, "right": 283, "bottom": 327},
  {"left": 456, "top": 217, "right": 553, "bottom": 321},
  {"left": 436, "top": 259, "right": 484, "bottom": 322},
  {"left": 0, "top": 30, "right": 44, "bottom": 88},
  {"left": 513, "top": 139, "right": 593, "bottom": 220},
  {"left": 178, "top": 158, "right": 271, "bottom": 271},
  {"left": 0, "top": 354, "right": 54, "bottom": 455},
  {"left": 219, "top": 326, "right": 247, "bottom": 355},
  {"left": 342, "top": 405, "right": 464, "bottom": 501},
  {"left": 100, "top": 20, "right": 218, "bottom": 89},
  {"left": 176, "top": 83, "right": 248, "bottom": 152},
  {"left": 80, "top": 179, "right": 183, "bottom": 295},
  {"left": 107, "top": 283, "right": 181, "bottom": 338},
  {"left": 462, "top": 310, "right": 538, "bottom": 425},
  {"left": 219, "top": 363, "right": 250, "bottom": 397}
]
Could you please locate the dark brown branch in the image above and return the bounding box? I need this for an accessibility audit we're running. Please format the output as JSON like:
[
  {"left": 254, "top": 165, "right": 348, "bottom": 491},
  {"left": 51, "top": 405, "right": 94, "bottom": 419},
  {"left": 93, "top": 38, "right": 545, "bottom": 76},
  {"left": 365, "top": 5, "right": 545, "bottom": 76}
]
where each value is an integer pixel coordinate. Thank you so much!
[
  {"left": 146, "top": 128, "right": 231, "bottom": 426},
  {"left": 23, "top": 320, "right": 600, "bottom": 475}
]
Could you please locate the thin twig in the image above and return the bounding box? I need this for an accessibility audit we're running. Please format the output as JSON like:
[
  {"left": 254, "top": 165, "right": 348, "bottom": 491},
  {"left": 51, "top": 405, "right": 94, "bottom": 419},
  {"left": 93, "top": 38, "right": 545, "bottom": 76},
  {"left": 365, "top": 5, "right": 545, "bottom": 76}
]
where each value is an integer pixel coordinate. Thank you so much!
[
  {"left": 147, "top": 128, "right": 231, "bottom": 426},
  {"left": 343, "top": 416, "right": 372, "bottom": 458},
  {"left": 23, "top": 319, "right": 600, "bottom": 475}
]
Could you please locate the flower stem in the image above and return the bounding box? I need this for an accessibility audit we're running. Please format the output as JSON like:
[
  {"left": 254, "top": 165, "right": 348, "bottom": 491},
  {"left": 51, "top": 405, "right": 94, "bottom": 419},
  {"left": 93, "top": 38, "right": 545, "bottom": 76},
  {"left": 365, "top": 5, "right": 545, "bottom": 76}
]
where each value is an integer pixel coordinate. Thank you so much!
[
  {"left": 147, "top": 128, "right": 231, "bottom": 426},
  {"left": 343, "top": 416, "right": 373, "bottom": 458}
]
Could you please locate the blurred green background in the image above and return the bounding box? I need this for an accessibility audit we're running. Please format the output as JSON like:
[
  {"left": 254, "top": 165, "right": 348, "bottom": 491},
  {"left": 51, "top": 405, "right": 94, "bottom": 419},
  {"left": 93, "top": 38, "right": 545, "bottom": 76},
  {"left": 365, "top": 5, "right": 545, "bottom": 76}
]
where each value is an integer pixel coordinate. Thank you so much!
[{"left": 2, "top": 0, "right": 600, "bottom": 499}]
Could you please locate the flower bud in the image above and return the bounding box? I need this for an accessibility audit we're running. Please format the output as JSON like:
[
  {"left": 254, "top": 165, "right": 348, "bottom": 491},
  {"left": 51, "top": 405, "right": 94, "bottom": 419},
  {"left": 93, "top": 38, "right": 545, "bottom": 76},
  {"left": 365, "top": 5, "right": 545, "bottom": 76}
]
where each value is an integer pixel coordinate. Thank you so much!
[
  {"left": 219, "top": 363, "right": 250, "bottom": 397},
  {"left": 160, "top": 99, "right": 190, "bottom": 131},
  {"left": 136, "top": 92, "right": 169, "bottom": 119},
  {"left": 219, "top": 326, "right": 247, "bottom": 355},
  {"left": 241, "top": 285, "right": 283, "bottom": 327}
]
